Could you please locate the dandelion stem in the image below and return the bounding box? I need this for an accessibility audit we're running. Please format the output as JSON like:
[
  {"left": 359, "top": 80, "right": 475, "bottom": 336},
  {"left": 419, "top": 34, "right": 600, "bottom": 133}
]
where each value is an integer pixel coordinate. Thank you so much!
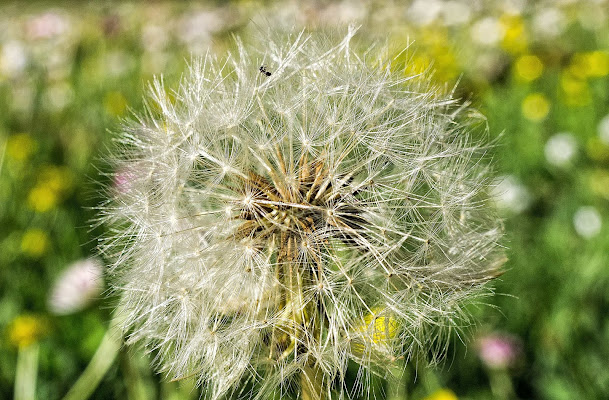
[
  {"left": 14, "top": 343, "right": 39, "bottom": 400},
  {"left": 62, "top": 316, "right": 122, "bottom": 400},
  {"left": 489, "top": 369, "right": 515, "bottom": 400},
  {"left": 387, "top": 361, "right": 408, "bottom": 400},
  {"left": 301, "top": 364, "right": 324, "bottom": 400}
]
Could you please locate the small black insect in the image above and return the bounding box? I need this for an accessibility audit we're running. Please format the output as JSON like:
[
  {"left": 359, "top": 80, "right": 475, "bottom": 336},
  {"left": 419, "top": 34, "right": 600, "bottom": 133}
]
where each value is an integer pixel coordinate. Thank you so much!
[{"left": 259, "top": 65, "right": 272, "bottom": 76}]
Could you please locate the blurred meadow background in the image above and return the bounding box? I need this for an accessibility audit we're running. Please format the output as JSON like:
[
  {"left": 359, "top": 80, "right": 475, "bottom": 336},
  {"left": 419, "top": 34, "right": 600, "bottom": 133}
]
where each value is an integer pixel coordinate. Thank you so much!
[{"left": 1, "top": 0, "right": 609, "bottom": 399}]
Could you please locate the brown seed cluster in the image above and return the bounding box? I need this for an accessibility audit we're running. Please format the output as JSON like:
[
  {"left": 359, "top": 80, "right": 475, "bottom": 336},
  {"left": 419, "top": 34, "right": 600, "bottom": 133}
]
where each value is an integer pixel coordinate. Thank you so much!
[
  {"left": 230, "top": 151, "right": 370, "bottom": 361},
  {"left": 233, "top": 153, "right": 367, "bottom": 261}
]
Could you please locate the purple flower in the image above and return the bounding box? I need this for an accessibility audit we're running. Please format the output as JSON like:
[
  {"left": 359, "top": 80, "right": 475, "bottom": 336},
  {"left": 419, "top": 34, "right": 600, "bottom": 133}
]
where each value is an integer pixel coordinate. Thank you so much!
[{"left": 477, "top": 333, "right": 521, "bottom": 369}]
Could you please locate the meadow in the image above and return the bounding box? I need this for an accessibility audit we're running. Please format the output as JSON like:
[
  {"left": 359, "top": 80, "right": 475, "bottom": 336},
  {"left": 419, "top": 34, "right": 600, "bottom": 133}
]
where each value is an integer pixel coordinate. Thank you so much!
[{"left": 1, "top": 1, "right": 608, "bottom": 399}]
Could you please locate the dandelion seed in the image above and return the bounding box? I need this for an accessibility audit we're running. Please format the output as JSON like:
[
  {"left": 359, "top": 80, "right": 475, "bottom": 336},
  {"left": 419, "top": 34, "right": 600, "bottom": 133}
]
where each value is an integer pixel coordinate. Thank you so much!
[{"left": 99, "top": 27, "right": 505, "bottom": 400}]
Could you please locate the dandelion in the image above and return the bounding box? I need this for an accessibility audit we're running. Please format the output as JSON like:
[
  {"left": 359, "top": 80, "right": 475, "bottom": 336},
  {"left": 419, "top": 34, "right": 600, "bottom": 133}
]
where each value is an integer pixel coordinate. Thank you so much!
[
  {"left": 560, "top": 72, "right": 590, "bottom": 107},
  {"left": 25, "top": 12, "right": 70, "bottom": 40},
  {"left": 499, "top": 15, "right": 527, "bottom": 55},
  {"left": 27, "top": 165, "right": 73, "bottom": 213},
  {"left": 99, "top": 28, "right": 505, "bottom": 399}
]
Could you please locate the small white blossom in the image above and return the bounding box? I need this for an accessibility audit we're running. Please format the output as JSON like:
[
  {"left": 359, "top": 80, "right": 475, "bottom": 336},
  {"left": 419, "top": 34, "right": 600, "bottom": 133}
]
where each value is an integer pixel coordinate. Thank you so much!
[
  {"left": 141, "top": 23, "right": 169, "bottom": 53},
  {"left": 407, "top": 0, "right": 443, "bottom": 26},
  {"left": 573, "top": 206, "right": 602, "bottom": 239},
  {"left": 441, "top": 1, "right": 473, "bottom": 26},
  {"left": 99, "top": 28, "right": 505, "bottom": 399},
  {"left": 0, "top": 40, "right": 28, "bottom": 78},
  {"left": 25, "top": 12, "right": 70, "bottom": 40},
  {"left": 492, "top": 175, "right": 532, "bottom": 214},
  {"left": 544, "top": 132, "right": 577, "bottom": 167},
  {"left": 176, "top": 10, "right": 225, "bottom": 54},
  {"left": 471, "top": 17, "right": 504, "bottom": 46},
  {"left": 532, "top": 8, "right": 567, "bottom": 39},
  {"left": 48, "top": 258, "right": 104, "bottom": 315}
]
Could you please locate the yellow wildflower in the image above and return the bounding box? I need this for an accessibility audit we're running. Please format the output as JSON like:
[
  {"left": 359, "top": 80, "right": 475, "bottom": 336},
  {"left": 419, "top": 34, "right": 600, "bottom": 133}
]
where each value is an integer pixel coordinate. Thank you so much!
[
  {"left": 28, "top": 185, "right": 58, "bottom": 212},
  {"left": 27, "top": 165, "right": 73, "bottom": 212},
  {"left": 568, "top": 53, "right": 589, "bottom": 80},
  {"left": 8, "top": 315, "right": 47, "bottom": 348},
  {"left": 350, "top": 308, "right": 399, "bottom": 361},
  {"left": 20, "top": 228, "right": 49, "bottom": 258},
  {"left": 584, "top": 51, "right": 609, "bottom": 78},
  {"left": 104, "top": 91, "right": 127, "bottom": 116},
  {"left": 522, "top": 93, "right": 550, "bottom": 121},
  {"left": 364, "top": 309, "right": 398, "bottom": 344},
  {"left": 354, "top": 308, "right": 399, "bottom": 346},
  {"left": 587, "top": 138, "right": 609, "bottom": 162},
  {"left": 401, "top": 29, "right": 459, "bottom": 84},
  {"left": 424, "top": 388, "right": 458, "bottom": 400},
  {"left": 6, "top": 133, "right": 36, "bottom": 162},
  {"left": 500, "top": 15, "right": 527, "bottom": 55},
  {"left": 589, "top": 169, "right": 609, "bottom": 199},
  {"left": 560, "top": 72, "right": 590, "bottom": 107},
  {"left": 569, "top": 51, "right": 609, "bottom": 79},
  {"left": 39, "top": 165, "right": 72, "bottom": 193},
  {"left": 514, "top": 55, "right": 543, "bottom": 82}
]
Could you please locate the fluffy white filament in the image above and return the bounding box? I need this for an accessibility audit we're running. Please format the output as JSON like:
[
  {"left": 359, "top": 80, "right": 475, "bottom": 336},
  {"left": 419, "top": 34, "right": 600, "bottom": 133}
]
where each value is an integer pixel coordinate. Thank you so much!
[{"left": 99, "top": 27, "right": 504, "bottom": 399}]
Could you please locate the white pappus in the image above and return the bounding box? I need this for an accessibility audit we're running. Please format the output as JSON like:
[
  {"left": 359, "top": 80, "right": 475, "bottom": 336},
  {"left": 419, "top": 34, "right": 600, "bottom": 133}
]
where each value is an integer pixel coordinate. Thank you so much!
[{"left": 98, "top": 26, "right": 505, "bottom": 400}]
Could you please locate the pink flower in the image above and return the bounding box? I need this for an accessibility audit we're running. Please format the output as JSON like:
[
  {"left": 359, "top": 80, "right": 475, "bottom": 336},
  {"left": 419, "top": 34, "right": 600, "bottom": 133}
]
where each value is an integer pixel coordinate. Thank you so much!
[
  {"left": 112, "top": 167, "right": 138, "bottom": 194},
  {"left": 25, "top": 12, "right": 69, "bottom": 40},
  {"left": 48, "top": 258, "right": 104, "bottom": 315},
  {"left": 477, "top": 333, "right": 521, "bottom": 369}
]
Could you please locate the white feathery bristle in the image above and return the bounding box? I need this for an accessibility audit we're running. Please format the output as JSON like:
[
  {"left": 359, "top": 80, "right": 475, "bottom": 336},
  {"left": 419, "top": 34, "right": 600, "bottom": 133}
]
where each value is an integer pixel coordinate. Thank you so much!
[{"left": 98, "top": 27, "right": 505, "bottom": 399}]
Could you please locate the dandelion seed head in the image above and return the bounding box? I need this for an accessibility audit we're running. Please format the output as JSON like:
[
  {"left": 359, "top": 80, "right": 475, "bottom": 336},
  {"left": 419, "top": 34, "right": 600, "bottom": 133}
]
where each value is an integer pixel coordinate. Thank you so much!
[{"left": 99, "top": 27, "right": 504, "bottom": 399}]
